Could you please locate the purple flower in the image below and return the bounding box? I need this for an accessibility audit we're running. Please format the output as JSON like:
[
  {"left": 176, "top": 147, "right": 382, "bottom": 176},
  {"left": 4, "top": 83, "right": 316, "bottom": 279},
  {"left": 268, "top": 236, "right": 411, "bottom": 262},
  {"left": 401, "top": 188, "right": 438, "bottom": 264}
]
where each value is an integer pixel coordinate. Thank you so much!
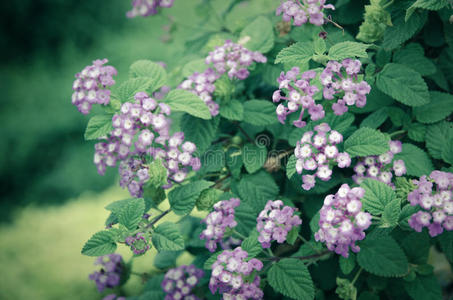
[
  {"left": 103, "top": 295, "right": 126, "bottom": 300},
  {"left": 320, "top": 59, "right": 371, "bottom": 115},
  {"left": 127, "top": 0, "right": 174, "bottom": 18},
  {"left": 315, "top": 184, "right": 372, "bottom": 257},
  {"left": 209, "top": 247, "right": 264, "bottom": 299},
  {"left": 72, "top": 59, "right": 117, "bottom": 114},
  {"left": 161, "top": 265, "right": 204, "bottom": 300},
  {"left": 294, "top": 123, "right": 350, "bottom": 190},
  {"left": 407, "top": 170, "right": 453, "bottom": 237},
  {"left": 276, "top": 0, "right": 335, "bottom": 27},
  {"left": 256, "top": 200, "right": 302, "bottom": 248},
  {"left": 126, "top": 232, "right": 151, "bottom": 255},
  {"left": 89, "top": 254, "right": 123, "bottom": 292},
  {"left": 200, "top": 198, "right": 241, "bottom": 252}
]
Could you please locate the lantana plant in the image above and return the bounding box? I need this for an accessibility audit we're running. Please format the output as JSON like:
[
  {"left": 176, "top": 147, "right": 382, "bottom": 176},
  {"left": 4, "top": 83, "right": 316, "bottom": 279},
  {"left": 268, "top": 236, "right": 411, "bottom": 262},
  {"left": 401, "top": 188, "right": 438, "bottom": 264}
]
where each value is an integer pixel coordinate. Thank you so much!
[{"left": 79, "top": 0, "right": 453, "bottom": 299}]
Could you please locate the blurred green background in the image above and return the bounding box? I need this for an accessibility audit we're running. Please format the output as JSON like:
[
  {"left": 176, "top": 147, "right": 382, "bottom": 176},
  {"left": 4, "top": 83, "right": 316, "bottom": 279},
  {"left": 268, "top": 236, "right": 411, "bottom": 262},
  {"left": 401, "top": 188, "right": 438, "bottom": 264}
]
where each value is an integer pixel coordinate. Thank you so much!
[{"left": 0, "top": 0, "right": 208, "bottom": 299}]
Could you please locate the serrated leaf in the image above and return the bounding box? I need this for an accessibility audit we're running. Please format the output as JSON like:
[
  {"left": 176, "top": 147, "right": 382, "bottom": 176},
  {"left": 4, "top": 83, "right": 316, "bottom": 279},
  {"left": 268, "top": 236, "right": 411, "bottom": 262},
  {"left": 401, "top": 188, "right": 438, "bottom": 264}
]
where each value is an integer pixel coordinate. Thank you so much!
[
  {"left": 286, "top": 155, "right": 297, "bottom": 179},
  {"left": 219, "top": 99, "right": 244, "bottom": 121},
  {"left": 115, "top": 198, "right": 145, "bottom": 230},
  {"left": 328, "top": 41, "right": 370, "bottom": 60},
  {"left": 275, "top": 42, "right": 314, "bottom": 65},
  {"left": 406, "top": 0, "right": 449, "bottom": 21},
  {"left": 239, "top": 16, "right": 274, "bottom": 53},
  {"left": 268, "top": 258, "right": 315, "bottom": 300},
  {"left": 402, "top": 232, "right": 430, "bottom": 264},
  {"left": 129, "top": 60, "right": 167, "bottom": 92},
  {"left": 203, "top": 251, "right": 221, "bottom": 270},
  {"left": 147, "top": 159, "right": 168, "bottom": 188},
  {"left": 426, "top": 121, "right": 453, "bottom": 159},
  {"left": 237, "top": 171, "right": 279, "bottom": 211},
  {"left": 344, "top": 127, "right": 390, "bottom": 157},
  {"left": 165, "top": 89, "right": 211, "bottom": 120},
  {"left": 360, "top": 178, "right": 397, "bottom": 215},
  {"left": 241, "top": 231, "right": 261, "bottom": 258},
  {"left": 399, "top": 204, "right": 420, "bottom": 231},
  {"left": 414, "top": 91, "right": 453, "bottom": 124},
  {"left": 404, "top": 275, "right": 442, "bottom": 300},
  {"left": 182, "top": 58, "right": 208, "bottom": 78},
  {"left": 314, "top": 38, "right": 326, "bottom": 55},
  {"left": 242, "top": 100, "right": 278, "bottom": 126},
  {"left": 393, "top": 43, "right": 436, "bottom": 76},
  {"left": 408, "top": 123, "right": 427, "bottom": 142},
  {"left": 394, "top": 143, "right": 434, "bottom": 177},
  {"left": 360, "top": 108, "right": 388, "bottom": 129},
  {"left": 168, "top": 180, "right": 214, "bottom": 215},
  {"left": 235, "top": 201, "right": 257, "bottom": 236},
  {"left": 180, "top": 115, "right": 219, "bottom": 155},
  {"left": 152, "top": 222, "right": 184, "bottom": 252},
  {"left": 81, "top": 230, "right": 117, "bottom": 256},
  {"left": 357, "top": 235, "right": 408, "bottom": 277},
  {"left": 442, "top": 136, "right": 453, "bottom": 165},
  {"left": 376, "top": 63, "right": 430, "bottom": 107},
  {"left": 243, "top": 143, "right": 267, "bottom": 174},
  {"left": 84, "top": 114, "right": 113, "bottom": 140},
  {"left": 153, "top": 251, "right": 181, "bottom": 269},
  {"left": 438, "top": 231, "right": 453, "bottom": 262},
  {"left": 114, "top": 78, "right": 153, "bottom": 102},
  {"left": 339, "top": 253, "right": 356, "bottom": 275}
]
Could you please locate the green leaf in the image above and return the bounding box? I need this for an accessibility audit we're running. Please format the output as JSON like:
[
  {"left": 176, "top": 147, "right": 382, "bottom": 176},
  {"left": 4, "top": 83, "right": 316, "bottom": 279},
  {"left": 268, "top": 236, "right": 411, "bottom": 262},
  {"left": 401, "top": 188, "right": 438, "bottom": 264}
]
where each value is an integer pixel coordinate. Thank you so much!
[
  {"left": 275, "top": 42, "right": 314, "bottom": 65},
  {"left": 404, "top": 275, "right": 442, "bottom": 300},
  {"left": 168, "top": 180, "right": 214, "bottom": 215},
  {"left": 380, "top": 199, "right": 401, "bottom": 228},
  {"left": 115, "top": 198, "right": 145, "bottom": 230},
  {"left": 359, "top": 108, "right": 388, "bottom": 129},
  {"left": 152, "top": 222, "right": 185, "bottom": 252},
  {"left": 328, "top": 41, "right": 370, "bottom": 60},
  {"left": 84, "top": 114, "right": 113, "bottom": 140},
  {"left": 426, "top": 121, "right": 453, "bottom": 159},
  {"left": 268, "top": 258, "right": 315, "bottom": 300},
  {"left": 339, "top": 253, "right": 356, "bottom": 275},
  {"left": 82, "top": 230, "right": 117, "bottom": 256},
  {"left": 394, "top": 144, "right": 434, "bottom": 177},
  {"left": 203, "top": 251, "right": 221, "bottom": 270},
  {"left": 399, "top": 204, "right": 420, "bottom": 231},
  {"left": 408, "top": 123, "right": 427, "bottom": 142},
  {"left": 147, "top": 159, "right": 168, "bottom": 188},
  {"left": 243, "top": 143, "right": 267, "bottom": 174},
  {"left": 153, "top": 251, "right": 181, "bottom": 269},
  {"left": 357, "top": 235, "right": 408, "bottom": 277},
  {"left": 219, "top": 99, "right": 244, "bottom": 121},
  {"left": 239, "top": 16, "right": 274, "bottom": 53},
  {"left": 406, "top": 0, "right": 449, "bottom": 21},
  {"left": 242, "top": 100, "right": 278, "bottom": 126},
  {"left": 344, "top": 127, "right": 390, "bottom": 157},
  {"left": 414, "top": 91, "right": 453, "bottom": 124},
  {"left": 180, "top": 115, "right": 219, "bottom": 155},
  {"left": 286, "top": 154, "right": 297, "bottom": 179},
  {"left": 314, "top": 38, "right": 326, "bottom": 55},
  {"left": 360, "top": 178, "right": 397, "bottom": 215},
  {"left": 438, "top": 231, "right": 453, "bottom": 262},
  {"left": 376, "top": 63, "right": 430, "bottom": 107},
  {"left": 182, "top": 58, "right": 208, "bottom": 77},
  {"left": 237, "top": 171, "right": 279, "bottom": 211},
  {"left": 241, "top": 230, "right": 261, "bottom": 258},
  {"left": 114, "top": 78, "right": 153, "bottom": 102},
  {"left": 129, "top": 60, "right": 167, "bottom": 92},
  {"left": 165, "top": 89, "right": 211, "bottom": 120},
  {"left": 393, "top": 43, "right": 436, "bottom": 76},
  {"left": 235, "top": 201, "right": 257, "bottom": 236},
  {"left": 402, "top": 232, "right": 430, "bottom": 264},
  {"left": 442, "top": 136, "right": 453, "bottom": 165}
]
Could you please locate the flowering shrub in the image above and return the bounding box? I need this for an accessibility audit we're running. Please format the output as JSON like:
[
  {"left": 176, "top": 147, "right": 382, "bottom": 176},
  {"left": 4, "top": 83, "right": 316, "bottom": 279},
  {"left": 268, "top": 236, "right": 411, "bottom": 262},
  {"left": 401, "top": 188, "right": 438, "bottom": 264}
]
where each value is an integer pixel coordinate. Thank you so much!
[{"left": 79, "top": 1, "right": 453, "bottom": 299}]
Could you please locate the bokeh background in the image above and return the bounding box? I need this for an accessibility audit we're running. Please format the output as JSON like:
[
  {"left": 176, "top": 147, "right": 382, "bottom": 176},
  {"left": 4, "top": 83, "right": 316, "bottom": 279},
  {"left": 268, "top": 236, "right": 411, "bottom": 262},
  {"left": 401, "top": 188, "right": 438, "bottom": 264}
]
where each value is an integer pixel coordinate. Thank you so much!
[{"left": 0, "top": 1, "right": 214, "bottom": 299}]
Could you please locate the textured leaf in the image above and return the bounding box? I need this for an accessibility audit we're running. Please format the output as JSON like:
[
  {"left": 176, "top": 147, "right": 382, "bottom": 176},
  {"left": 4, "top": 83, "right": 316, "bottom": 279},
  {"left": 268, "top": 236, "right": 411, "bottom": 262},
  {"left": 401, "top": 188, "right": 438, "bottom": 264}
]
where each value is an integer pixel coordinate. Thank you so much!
[
  {"left": 344, "top": 127, "right": 390, "bottom": 157},
  {"left": 339, "top": 253, "right": 356, "bottom": 275},
  {"left": 360, "top": 178, "right": 397, "bottom": 215},
  {"left": 219, "top": 99, "right": 244, "bottom": 121},
  {"left": 82, "top": 231, "right": 117, "bottom": 256},
  {"left": 243, "top": 143, "right": 267, "bottom": 174},
  {"left": 402, "top": 232, "right": 430, "bottom": 264},
  {"left": 239, "top": 16, "right": 274, "bottom": 53},
  {"left": 414, "top": 91, "right": 453, "bottom": 124},
  {"left": 408, "top": 123, "right": 427, "bottom": 142},
  {"left": 426, "top": 121, "right": 453, "bottom": 159},
  {"left": 241, "top": 230, "right": 261, "bottom": 258},
  {"left": 442, "top": 136, "right": 453, "bottom": 165},
  {"left": 203, "top": 251, "right": 221, "bottom": 270},
  {"left": 115, "top": 198, "right": 145, "bottom": 230},
  {"left": 181, "top": 58, "right": 208, "bottom": 77},
  {"left": 152, "top": 222, "right": 185, "bottom": 252},
  {"left": 153, "top": 251, "right": 181, "bottom": 269},
  {"left": 275, "top": 42, "right": 314, "bottom": 65},
  {"left": 286, "top": 154, "right": 297, "bottom": 179},
  {"left": 84, "top": 114, "right": 113, "bottom": 140},
  {"left": 404, "top": 275, "right": 442, "bottom": 300},
  {"left": 360, "top": 108, "right": 388, "bottom": 129},
  {"left": 268, "top": 258, "right": 315, "bottom": 300},
  {"left": 406, "top": 0, "right": 449, "bottom": 21},
  {"left": 242, "top": 100, "right": 278, "bottom": 126},
  {"left": 393, "top": 43, "right": 436, "bottom": 76},
  {"left": 129, "top": 60, "right": 167, "bottom": 92},
  {"left": 394, "top": 144, "right": 434, "bottom": 177},
  {"left": 180, "top": 115, "right": 219, "bottom": 155},
  {"left": 380, "top": 199, "right": 401, "bottom": 228},
  {"left": 376, "top": 63, "right": 430, "bottom": 107},
  {"left": 165, "top": 89, "right": 211, "bottom": 120},
  {"left": 357, "top": 235, "right": 408, "bottom": 277},
  {"left": 438, "top": 231, "right": 453, "bottom": 262},
  {"left": 114, "top": 78, "right": 153, "bottom": 102},
  {"left": 328, "top": 41, "right": 370, "bottom": 60},
  {"left": 237, "top": 171, "right": 279, "bottom": 211},
  {"left": 235, "top": 201, "right": 257, "bottom": 236},
  {"left": 168, "top": 180, "right": 214, "bottom": 215}
]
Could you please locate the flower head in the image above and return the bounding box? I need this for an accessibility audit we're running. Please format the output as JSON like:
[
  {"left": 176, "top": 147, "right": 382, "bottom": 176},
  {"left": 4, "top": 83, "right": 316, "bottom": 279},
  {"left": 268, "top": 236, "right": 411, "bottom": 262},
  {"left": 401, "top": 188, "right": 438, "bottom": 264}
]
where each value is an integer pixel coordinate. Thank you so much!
[
  {"left": 161, "top": 265, "right": 204, "bottom": 300},
  {"left": 89, "top": 254, "right": 124, "bottom": 292},
  {"left": 127, "top": 0, "right": 174, "bottom": 18},
  {"left": 276, "top": 0, "right": 335, "bottom": 27},
  {"left": 126, "top": 232, "right": 151, "bottom": 255}
]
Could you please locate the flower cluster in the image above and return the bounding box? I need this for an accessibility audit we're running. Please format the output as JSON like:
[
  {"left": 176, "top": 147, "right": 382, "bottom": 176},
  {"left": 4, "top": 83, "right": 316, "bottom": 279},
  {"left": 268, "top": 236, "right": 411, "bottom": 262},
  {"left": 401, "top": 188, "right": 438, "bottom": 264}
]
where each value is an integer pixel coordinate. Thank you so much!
[
  {"left": 181, "top": 40, "right": 267, "bottom": 116},
  {"left": 273, "top": 67, "right": 322, "bottom": 128},
  {"left": 407, "top": 171, "right": 453, "bottom": 237},
  {"left": 256, "top": 200, "right": 302, "bottom": 248},
  {"left": 210, "top": 247, "right": 264, "bottom": 299},
  {"left": 294, "top": 123, "right": 351, "bottom": 190},
  {"left": 103, "top": 295, "right": 126, "bottom": 300},
  {"left": 180, "top": 68, "right": 220, "bottom": 116},
  {"left": 126, "top": 232, "right": 151, "bottom": 255},
  {"left": 320, "top": 59, "right": 371, "bottom": 115},
  {"left": 353, "top": 140, "right": 406, "bottom": 187},
  {"left": 161, "top": 265, "right": 204, "bottom": 300},
  {"left": 127, "top": 0, "right": 174, "bottom": 18},
  {"left": 72, "top": 59, "right": 117, "bottom": 114},
  {"left": 93, "top": 91, "right": 200, "bottom": 196},
  {"left": 200, "top": 198, "right": 240, "bottom": 252},
  {"left": 276, "top": 0, "right": 335, "bottom": 26},
  {"left": 88, "top": 254, "right": 123, "bottom": 292},
  {"left": 315, "top": 184, "right": 372, "bottom": 257}
]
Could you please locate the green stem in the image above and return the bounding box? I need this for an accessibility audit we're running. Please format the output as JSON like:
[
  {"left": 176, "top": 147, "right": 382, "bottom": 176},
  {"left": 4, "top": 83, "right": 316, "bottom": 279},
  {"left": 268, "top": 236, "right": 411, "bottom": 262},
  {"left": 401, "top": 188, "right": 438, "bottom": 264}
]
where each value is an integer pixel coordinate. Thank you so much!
[
  {"left": 389, "top": 130, "right": 405, "bottom": 138},
  {"left": 232, "top": 229, "right": 247, "bottom": 240},
  {"left": 266, "top": 248, "right": 274, "bottom": 257},
  {"left": 351, "top": 267, "right": 363, "bottom": 285},
  {"left": 298, "top": 234, "right": 322, "bottom": 254}
]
